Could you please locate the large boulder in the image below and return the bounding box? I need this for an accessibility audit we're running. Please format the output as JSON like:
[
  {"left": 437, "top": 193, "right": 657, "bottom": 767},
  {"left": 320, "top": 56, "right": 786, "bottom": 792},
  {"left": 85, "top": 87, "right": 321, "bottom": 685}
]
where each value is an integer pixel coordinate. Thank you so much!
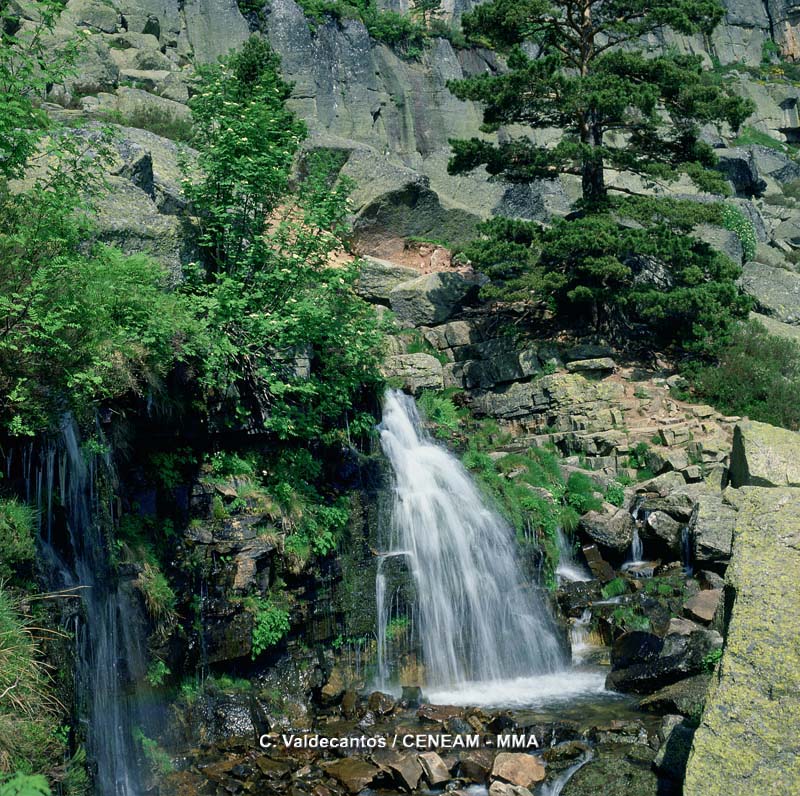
[
  {"left": 638, "top": 673, "right": 712, "bottom": 717},
  {"left": 739, "top": 261, "right": 800, "bottom": 325},
  {"left": 606, "top": 629, "right": 723, "bottom": 694},
  {"left": 561, "top": 744, "right": 658, "bottom": 796},
  {"left": 355, "top": 257, "right": 419, "bottom": 304},
  {"left": 389, "top": 272, "right": 477, "bottom": 326},
  {"left": 751, "top": 312, "right": 800, "bottom": 343},
  {"left": 684, "top": 487, "right": 800, "bottom": 796},
  {"left": 381, "top": 353, "right": 444, "bottom": 394},
  {"left": 729, "top": 420, "right": 800, "bottom": 488},
  {"left": 491, "top": 753, "right": 545, "bottom": 788},
  {"left": 578, "top": 504, "right": 635, "bottom": 553},
  {"left": 692, "top": 492, "right": 737, "bottom": 564}
]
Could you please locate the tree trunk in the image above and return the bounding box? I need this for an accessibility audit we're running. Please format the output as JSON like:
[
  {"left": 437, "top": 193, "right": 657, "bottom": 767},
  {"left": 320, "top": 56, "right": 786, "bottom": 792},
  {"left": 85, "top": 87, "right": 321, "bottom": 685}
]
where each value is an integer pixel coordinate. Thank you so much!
[{"left": 581, "top": 116, "right": 606, "bottom": 207}]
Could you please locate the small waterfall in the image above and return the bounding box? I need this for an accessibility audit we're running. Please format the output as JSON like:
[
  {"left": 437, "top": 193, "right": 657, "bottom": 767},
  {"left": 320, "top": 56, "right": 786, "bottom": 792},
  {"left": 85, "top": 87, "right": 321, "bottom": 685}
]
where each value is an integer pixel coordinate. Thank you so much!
[
  {"left": 630, "top": 528, "right": 643, "bottom": 563},
  {"left": 681, "top": 526, "right": 694, "bottom": 576},
  {"left": 33, "top": 420, "right": 146, "bottom": 796},
  {"left": 555, "top": 527, "right": 590, "bottom": 583},
  {"left": 570, "top": 608, "right": 592, "bottom": 663},
  {"left": 538, "top": 747, "right": 593, "bottom": 796},
  {"left": 377, "top": 390, "right": 566, "bottom": 689}
]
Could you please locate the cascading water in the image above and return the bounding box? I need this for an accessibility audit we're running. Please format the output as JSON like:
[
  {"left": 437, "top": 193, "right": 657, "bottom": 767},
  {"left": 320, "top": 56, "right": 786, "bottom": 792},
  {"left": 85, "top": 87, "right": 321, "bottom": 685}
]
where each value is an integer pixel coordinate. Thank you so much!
[
  {"left": 377, "top": 390, "right": 567, "bottom": 692},
  {"left": 555, "top": 527, "right": 590, "bottom": 583},
  {"left": 32, "top": 420, "right": 146, "bottom": 796}
]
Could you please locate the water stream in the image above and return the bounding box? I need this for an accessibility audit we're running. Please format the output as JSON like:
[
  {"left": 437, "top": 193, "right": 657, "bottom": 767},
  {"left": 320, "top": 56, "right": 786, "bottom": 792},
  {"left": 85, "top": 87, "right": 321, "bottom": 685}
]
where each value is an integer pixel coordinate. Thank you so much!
[
  {"left": 30, "top": 420, "right": 145, "bottom": 795},
  {"left": 376, "top": 389, "right": 567, "bottom": 691},
  {"left": 555, "top": 527, "right": 591, "bottom": 583}
]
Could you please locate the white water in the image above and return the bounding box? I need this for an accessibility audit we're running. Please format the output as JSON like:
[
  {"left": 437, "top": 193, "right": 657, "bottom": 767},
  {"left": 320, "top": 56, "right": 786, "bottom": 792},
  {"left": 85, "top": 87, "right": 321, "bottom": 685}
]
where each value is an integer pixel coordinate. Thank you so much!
[
  {"left": 555, "top": 527, "right": 591, "bottom": 583},
  {"left": 539, "top": 748, "right": 594, "bottom": 796},
  {"left": 377, "top": 390, "right": 566, "bottom": 689},
  {"left": 426, "top": 671, "right": 608, "bottom": 709},
  {"left": 570, "top": 608, "right": 593, "bottom": 663}
]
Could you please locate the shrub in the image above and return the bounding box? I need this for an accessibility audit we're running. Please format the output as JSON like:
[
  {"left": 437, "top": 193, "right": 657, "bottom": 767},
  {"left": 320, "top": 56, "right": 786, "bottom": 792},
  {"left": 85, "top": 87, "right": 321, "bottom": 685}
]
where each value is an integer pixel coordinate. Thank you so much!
[
  {"left": 0, "top": 775, "right": 50, "bottom": 796},
  {"left": 690, "top": 318, "right": 800, "bottom": 430},
  {"left": 0, "top": 500, "right": 36, "bottom": 580},
  {"left": 601, "top": 577, "right": 628, "bottom": 599},
  {"left": 604, "top": 482, "right": 625, "bottom": 507},
  {"left": 417, "top": 391, "right": 463, "bottom": 435},
  {"left": 720, "top": 204, "right": 757, "bottom": 262},
  {"left": 137, "top": 562, "right": 177, "bottom": 624},
  {"left": 564, "top": 471, "right": 602, "bottom": 515},
  {"left": 249, "top": 598, "right": 290, "bottom": 658}
]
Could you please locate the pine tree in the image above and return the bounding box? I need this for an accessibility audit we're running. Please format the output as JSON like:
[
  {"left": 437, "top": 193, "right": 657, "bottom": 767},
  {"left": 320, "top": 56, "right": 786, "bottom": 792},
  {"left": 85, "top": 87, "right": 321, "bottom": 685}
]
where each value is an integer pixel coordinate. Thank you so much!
[{"left": 447, "top": 0, "right": 753, "bottom": 207}]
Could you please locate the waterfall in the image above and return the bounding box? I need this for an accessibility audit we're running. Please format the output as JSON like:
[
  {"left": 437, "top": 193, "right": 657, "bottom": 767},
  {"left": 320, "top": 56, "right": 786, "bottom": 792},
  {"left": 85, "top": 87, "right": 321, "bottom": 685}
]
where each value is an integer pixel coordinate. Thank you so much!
[
  {"left": 569, "top": 608, "right": 592, "bottom": 663},
  {"left": 681, "top": 525, "right": 694, "bottom": 576},
  {"left": 36, "top": 419, "right": 146, "bottom": 796},
  {"left": 377, "top": 390, "right": 566, "bottom": 690},
  {"left": 630, "top": 528, "right": 643, "bottom": 562},
  {"left": 555, "top": 527, "right": 590, "bottom": 583}
]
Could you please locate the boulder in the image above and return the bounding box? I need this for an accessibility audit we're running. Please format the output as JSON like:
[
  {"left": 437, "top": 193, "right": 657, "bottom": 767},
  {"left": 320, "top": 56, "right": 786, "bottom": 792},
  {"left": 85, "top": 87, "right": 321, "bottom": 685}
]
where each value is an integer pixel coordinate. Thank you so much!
[
  {"left": 560, "top": 744, "right": 658, "bottom": 796},
  {"left": 693, "top": 493, "right": 736, "bottom": 564},
  {"left": 389, "top": 272, "right": 477, "bottom": 326},
  {"left": 372, "top": 749, "right": 424, "bottom": 790},
  {"left": 565, "top": 357, "right": 616, "bottom": 374},
  {"left": 491, "top": 753, "right": 545, "bottom": 788},
  {"left": 606, "top": 629, "right": 723, "bottom": 694},
  {"left": 381, "top": 353, "right": 444, "bottom": 394},
  {"left": 684, "top": 487, "right": 800, "bottom": 796},
  {"left": 739, "top": 261, "right": 800, "bottom": 325},
  {"left": 729, "top": 420, "right": 800, "bottom": 488},
  {"left": 643, "top": 511, "right": 684, "bottom": 555},
  {"left": 640, "top": 491, "right": 696, "bottom": 523},
  {"left": 683, "top": 589, "right": 722, "bottom": 624},
  {"left": 355, "top": 257, "right": 419, "bottom": 304},
  {"left": 692, "top": 224, "right": 744, "bottom": 265},
  {"left": 419, "top": 752, "right": 450, "bottom": 786},
  {"left": 323, "top": 759, "right": 380, "bottom": 794},
  {"left": 638, "top": 673, "right": 712, "bottom": 717},
  {"left": 183, "top": 0, "right": 250, "bottom": 64},
  {"left": 750, "top": 311, "right": 800, "bottom": 343},
  {"left": 579, "top": 504, "right": 635, "bottom": 553},
  {"left": 715, "top": 147, "right": 766, "bottom": 197},
  {"left": 489, "top": 783, "right": 533, "bottom": 796},
  {"left": 367, "top": 691, "right": 396, "bottom": 715},
  {"left": 459, "top": 749, "right": 495, "bottom": 782},
  {"left": 645, "top": 447, "right": 689, "bottom": 475}
]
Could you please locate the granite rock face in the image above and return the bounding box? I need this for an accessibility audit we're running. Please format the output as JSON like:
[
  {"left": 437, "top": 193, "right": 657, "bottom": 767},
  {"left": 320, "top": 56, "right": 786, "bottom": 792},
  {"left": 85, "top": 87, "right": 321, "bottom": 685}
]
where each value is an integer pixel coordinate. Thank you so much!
[
  {"left": 684, "top": 487, "right": 800, "bottom": 796},
  {"left": 729, "top": 420, "right": 800, "bottom": 488}
]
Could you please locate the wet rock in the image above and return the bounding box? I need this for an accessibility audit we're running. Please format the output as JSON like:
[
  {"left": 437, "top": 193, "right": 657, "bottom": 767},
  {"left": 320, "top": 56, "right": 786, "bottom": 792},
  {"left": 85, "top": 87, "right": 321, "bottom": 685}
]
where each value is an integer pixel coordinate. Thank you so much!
[
  {"left": 581, "top": 544, "right": 616, "bottom": 581},
  {"left": 488, "top": 783, "right": 533, "bottom": 796},
  {"left": 418, "top": 704, "right": 464, "bottom": 723},
  {"left": 683, "top": 589, "right": 721, "bottom": 624},
  {"left": 636, "top": 471, "right": 686, "bottom": 497},
  {"left": 419, "top": 751, "right": 450, "bottom": 786},
  {"left": 401, "top": 686, "right": 423, "bottom": 707},
  {"left": 579, "top": 505, "right": 635, "bottom": 553},
  {"left": 606, "top": 629, "right": 723, "bottom": 694},
  {"left": 729, "top": 420, "right": 800, "bottom": 488},
  {"left": 373, "top": 749, "right": 424, "bottom": 790},
  {"left": 367, "top": 691, "right": 396, "bottom": 716},
  {"left": 643, "top": 511, "right": 683, "bottom": 555},
  {"left": 586, "top": 720, "right": 649, "bottom": 746},
  {"left": 653, "top": 715, "right": 694, "bottom": 782},
  {"left": 322, "top": 759, "right": 380, "bottom": 794},
  {"left": 557, "top": 579, "right": 604, "bottom": 616},
  {"left": 666, "top": 618, "right": 702, "bottom": 636},
  {"left": 389, "top": 272, "right": 477, "bottom": 326},
  {"left": 684, "top": 487, "right": 800, "bottom": 796},
  {"left": 640, "top": 491, "right": 695, "bottom": 523},
  {"left": 490, "top": 753, "right": 545, "bottom": 788},
  {"left": 459, "top": 749, "right": 496, "bottom": 782},
  {"left": 561, "top": 743, "right": 658, "bottom": 796},
  {"left": 638, "top": 674, "right": 712, "bottom": 718},
  {"left": 320, "top": 666, "right": 346, "bottom": 705},
  {"left": 341, "top": 690, "right": 358, "bottom": 719}
]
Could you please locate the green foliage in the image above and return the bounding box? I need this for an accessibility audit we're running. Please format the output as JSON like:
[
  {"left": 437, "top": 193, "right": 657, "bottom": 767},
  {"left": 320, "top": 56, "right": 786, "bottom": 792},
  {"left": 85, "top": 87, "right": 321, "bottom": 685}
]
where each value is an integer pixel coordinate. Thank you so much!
[
  {"left": 100, "top": 105, "right": 193, "bottom": 142},
  {"left": 448, "top": 0, "right": 752, "bottom": 206},
  {"left": 702, "top": 646, "right": 723, "bottom": 671},
  {"left": 629, "top": 442, "right": 650, "bottom": 470},
  {"left": 145, "top": 659, "right": 171, "bottom": 687},
  {"left": 0, "top": 775, "right": 50, "bottom": 796},
  {"left": 563, "top": 472, "right": 602, "bottom": 515},
  {"left": 417, "top": 390, "right": 464, "bottom": 437},
  {"left": 604, "top": 482, "right": 626, "bottom": 507},
  {"left": 208, "top": 451, "right": 256, "bottom": 480},
  {"left": 137, "top": 561, "right": 177, "bottom": 624},
  {"left": 133, "top": 730, "right": 173, "bottom": 776},
  {"left": 720, "top": 205, "right": 757, "bottom": 261},
  {"left": 690, "top": 318, "right": 800, "bottom": 430},
  {"left": 294, "top": 0, "right": 427, "bottom": 57},
  {"left": 733, "top": 125, "right": 795, "bottom": 154},
  {"left": 463, "top": 198, "right": 751, "bottom": 353},
  {"left": 610, "top": 605, "right": 651, "bottom": 632},
  {"left": 601, "top": 577, "right": 629, "bottom": 600},
  {"left": 248, "top": 597, "right": 290, "bottom": 658},
  {"left": 0, "top": 588, "right": 62, "bottom": 776},
  {"left": 184, "top": 37, "right": 383, "bottom": 441},
  {"left": 0, "top": 500, "right": 36, "bottom": 580}
]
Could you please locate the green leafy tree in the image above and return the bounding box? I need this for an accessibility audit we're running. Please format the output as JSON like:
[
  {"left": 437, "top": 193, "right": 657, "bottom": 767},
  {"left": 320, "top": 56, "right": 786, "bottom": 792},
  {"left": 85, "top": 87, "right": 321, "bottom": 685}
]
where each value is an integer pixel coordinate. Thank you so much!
[
  {"left": 447, "top": 0, "right": 753, "bottom": 205},
  {"left": 0, "top": 2, "right": 191, "bottom": 435},
  {"left": 185, "top": 36, "right": 384, "bottom": 440}
]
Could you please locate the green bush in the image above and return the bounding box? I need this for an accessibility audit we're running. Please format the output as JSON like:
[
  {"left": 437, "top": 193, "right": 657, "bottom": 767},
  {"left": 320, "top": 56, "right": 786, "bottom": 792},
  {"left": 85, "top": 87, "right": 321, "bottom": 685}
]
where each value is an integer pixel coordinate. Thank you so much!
[
  {"left": 690, "top": 318, "right": 800, "bottom": 430},
  {"left": 564, "top": 471, "right": 602, "bottom": 515},
  {"left": 137, "top": 562, "right": 177, "bottom": 625},
  {"left": 417, "top": 391, "right": 463, "bottom": 436},
  {"left": 720, "top": 204, "right": 757, "bottom": 262},
  {"left": 249, "top": 598, "right": 290, "bottom": 658},
  {"left": 0, "top": 775, "right": 50, "bottom": 796},
  {"left": 601, "top": 577, "right": 628, "bottom": 599},
  {"left": 0, "top": 500, "right": 36, "bottom": 580},
  {"left": 604, "top": 481, "right": 625, "bottom": 507}
]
